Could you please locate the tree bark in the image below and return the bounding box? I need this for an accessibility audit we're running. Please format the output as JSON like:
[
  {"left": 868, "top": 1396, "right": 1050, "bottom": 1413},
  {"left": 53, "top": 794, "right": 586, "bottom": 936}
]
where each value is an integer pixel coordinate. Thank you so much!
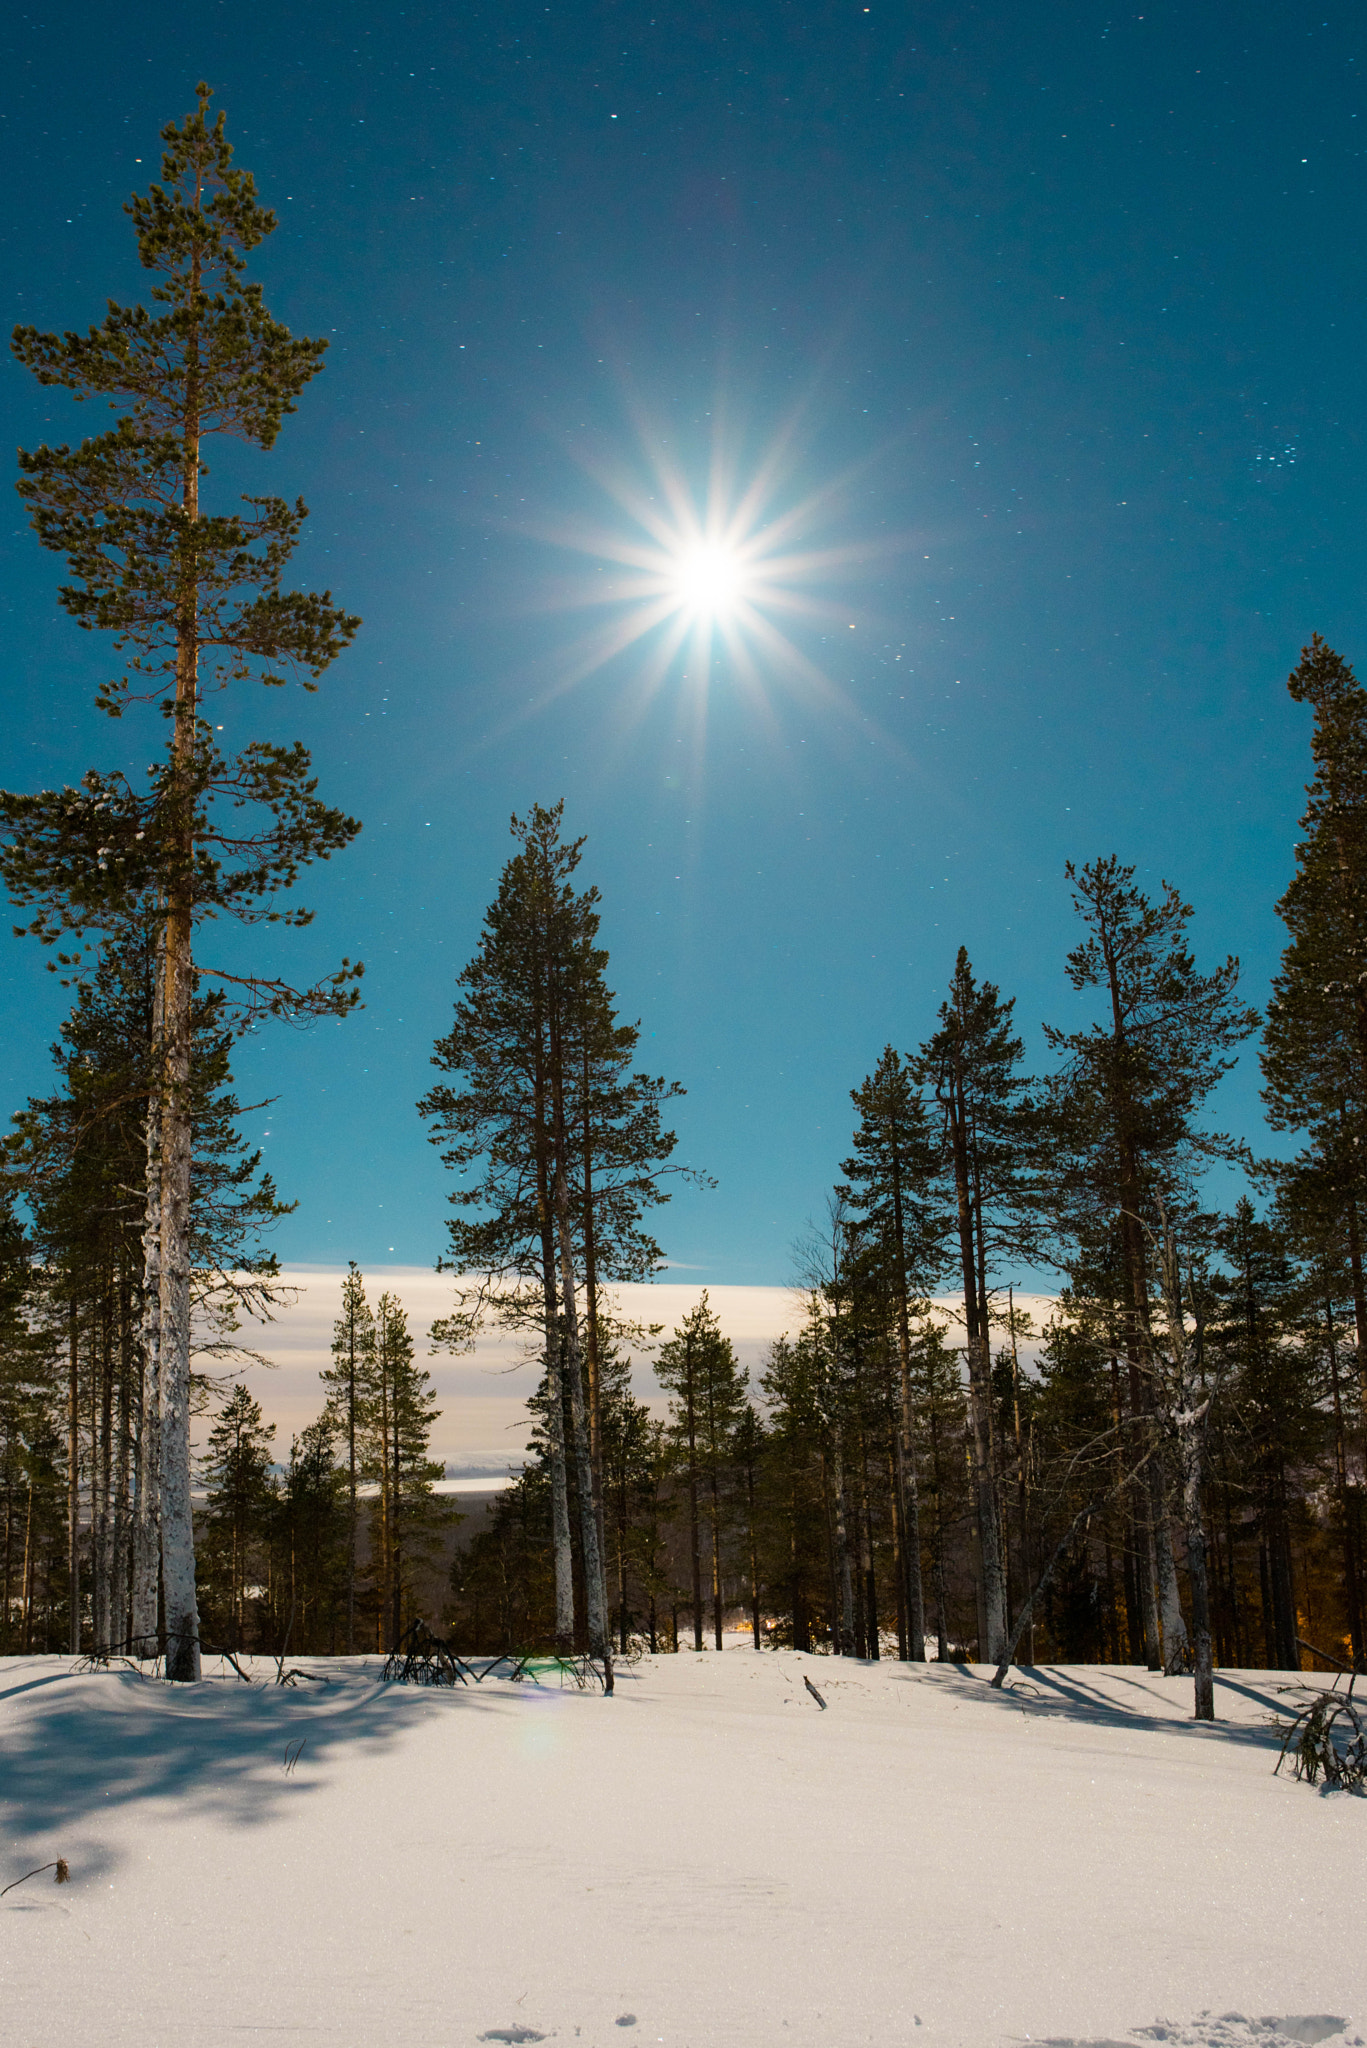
[
  {"left": 830, "top": 1423, "right": 855, "bottom": 1655},
  {"left": 888, "top": 1155, "right": 926, "bottom": 1660},
  {"left": 158, "top": 227, "right": 203, "bottom": 1684},
  {"left": 132, "top": 943, "right": 163, "bottom": 1649},
  {"left": 67, "top": 1301, "right": 79, "bottom": 1655},
  {"left": 947, "top": 1062, "right": 1006, "bottom": 1662},
  {"left": 684, "top": 1331, "right": 703, "bottom": 1650}
]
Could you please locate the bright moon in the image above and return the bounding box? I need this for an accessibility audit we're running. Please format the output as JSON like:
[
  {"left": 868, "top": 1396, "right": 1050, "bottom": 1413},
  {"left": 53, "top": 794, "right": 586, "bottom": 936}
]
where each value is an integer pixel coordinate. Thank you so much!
[{"left": 671, "top": 540, "right": 748, "bottom": 617}]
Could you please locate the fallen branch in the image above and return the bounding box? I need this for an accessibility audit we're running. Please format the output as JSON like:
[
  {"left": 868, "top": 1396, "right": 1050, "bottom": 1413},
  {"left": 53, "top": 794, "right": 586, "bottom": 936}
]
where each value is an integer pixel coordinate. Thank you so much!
[
  {"left": 201, "top": 1642, "right": 253, "bottom": 1684},
  {"left": 804, "top": 1674, "right": 828, "bottom": 1710},
  {"left": 1297, "top": 1636, "right": 1359, "bottom": 1675},
  {"left": 1275, "top": 1681, "right": 1366, "bottom": 1792}
]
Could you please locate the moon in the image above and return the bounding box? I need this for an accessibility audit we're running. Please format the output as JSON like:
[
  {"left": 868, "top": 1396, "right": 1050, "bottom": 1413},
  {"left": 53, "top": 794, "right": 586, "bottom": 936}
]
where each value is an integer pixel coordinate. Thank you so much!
[{"left": 669, "top": 539, "right": 749, "bottom": 619}]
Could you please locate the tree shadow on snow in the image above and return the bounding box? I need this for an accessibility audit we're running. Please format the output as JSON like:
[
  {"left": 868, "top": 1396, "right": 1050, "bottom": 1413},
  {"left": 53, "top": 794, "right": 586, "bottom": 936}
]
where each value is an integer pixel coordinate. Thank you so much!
[
  {"left": 0, "top": 1655, "right": 519, "bottom": 1864},
  {"left": 901, "top": 1661, "right": 1308, "bottom": 1747}
]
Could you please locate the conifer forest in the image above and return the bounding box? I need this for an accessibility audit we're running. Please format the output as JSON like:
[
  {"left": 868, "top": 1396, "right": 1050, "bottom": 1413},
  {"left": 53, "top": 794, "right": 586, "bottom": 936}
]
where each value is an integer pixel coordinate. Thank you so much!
[{"left": 3, "top": 88, "right": 1367, "bottom": 1747}]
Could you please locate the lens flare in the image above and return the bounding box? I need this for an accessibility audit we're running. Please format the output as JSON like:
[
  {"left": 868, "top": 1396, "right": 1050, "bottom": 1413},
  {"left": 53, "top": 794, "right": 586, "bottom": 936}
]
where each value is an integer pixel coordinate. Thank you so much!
[{"left": 498, "top": 389, "right": 908, "bottom": 760}]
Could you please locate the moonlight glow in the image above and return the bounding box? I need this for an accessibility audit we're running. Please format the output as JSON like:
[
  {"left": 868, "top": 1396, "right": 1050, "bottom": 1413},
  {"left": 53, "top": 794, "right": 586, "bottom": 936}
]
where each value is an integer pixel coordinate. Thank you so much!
[
  {"left": 670, "top": 540, "right": 749, "bottom": 618},
  {"left": 520, "top": 407, "right": 897, "bottom": 740}
]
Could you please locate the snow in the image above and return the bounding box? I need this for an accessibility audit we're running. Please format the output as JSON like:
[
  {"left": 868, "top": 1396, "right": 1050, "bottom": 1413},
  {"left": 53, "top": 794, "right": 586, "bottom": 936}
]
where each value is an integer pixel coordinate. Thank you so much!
[{"left": 1, "top": 1647, "right": 1364, "bottom": 2048}]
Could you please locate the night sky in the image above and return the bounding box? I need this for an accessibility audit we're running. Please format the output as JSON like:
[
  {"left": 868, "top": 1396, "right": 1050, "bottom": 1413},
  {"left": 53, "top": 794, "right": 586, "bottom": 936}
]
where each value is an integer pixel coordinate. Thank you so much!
[{"left": 1, "top": 2, "right": 1363, "bottom": 1287}]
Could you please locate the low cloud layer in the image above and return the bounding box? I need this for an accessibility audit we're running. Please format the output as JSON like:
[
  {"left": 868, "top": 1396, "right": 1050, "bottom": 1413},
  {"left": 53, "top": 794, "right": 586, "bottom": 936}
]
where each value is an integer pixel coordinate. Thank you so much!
[{"left": 210, "top": 1266, "right": 1055, "bottom": 1477}]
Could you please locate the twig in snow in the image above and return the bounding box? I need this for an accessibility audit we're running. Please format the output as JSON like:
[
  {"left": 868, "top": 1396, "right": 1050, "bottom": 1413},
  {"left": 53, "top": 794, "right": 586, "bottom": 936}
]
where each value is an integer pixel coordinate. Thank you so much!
[
  {"left": 2, "top": 1859, "right": 69, "bottom": 1898},
  {"left": 201, "top": 1642, "right": 253, "bottom": 1684},
  {"left": 283, "top": 1738, "right": 307, "bottom": 1775},
  {"left": 803, "top": 1674, "right": 828, "bottom": 1710}
]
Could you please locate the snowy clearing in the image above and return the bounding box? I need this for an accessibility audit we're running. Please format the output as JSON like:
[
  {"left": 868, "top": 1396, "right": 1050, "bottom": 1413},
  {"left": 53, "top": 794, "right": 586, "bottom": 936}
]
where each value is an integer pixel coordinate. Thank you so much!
[{"left": 0, "top": 1649, "right": 1363, "bottom": 2048}]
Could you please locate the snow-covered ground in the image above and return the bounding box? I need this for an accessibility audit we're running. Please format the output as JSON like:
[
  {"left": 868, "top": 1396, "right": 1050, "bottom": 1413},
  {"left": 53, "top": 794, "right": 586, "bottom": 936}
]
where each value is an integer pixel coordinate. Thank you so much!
[{"left": 1, "top": 1647, "right": 1362, "bottom": 2048}]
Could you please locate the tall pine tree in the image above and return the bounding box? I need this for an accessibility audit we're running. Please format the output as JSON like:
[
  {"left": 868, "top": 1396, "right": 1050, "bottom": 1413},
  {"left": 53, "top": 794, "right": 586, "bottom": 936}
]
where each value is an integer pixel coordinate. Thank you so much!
[{"left": 2, "top": 87, "right": 361, "bottom": 1678}]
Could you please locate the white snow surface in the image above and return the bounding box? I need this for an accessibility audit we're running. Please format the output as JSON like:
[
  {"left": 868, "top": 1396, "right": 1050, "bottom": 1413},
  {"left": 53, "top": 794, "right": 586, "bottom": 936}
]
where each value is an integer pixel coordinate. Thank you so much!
[{"left": 1, "top": 1647, "right": 1363, "bottom": 2048}]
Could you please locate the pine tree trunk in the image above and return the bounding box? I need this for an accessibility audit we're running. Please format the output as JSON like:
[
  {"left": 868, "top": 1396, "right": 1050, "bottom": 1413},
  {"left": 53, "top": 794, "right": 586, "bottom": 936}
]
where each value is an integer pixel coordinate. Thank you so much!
[
  {"left": 747, "top": 1460, "right": 761, "bottom": 1651},
  {"left": 709, "top": 1462, "right": 724, "bottom": 1651},
  {"left": 948, "top": 1064, "right": 1006, "bottom": 1662},
  {"left": 96, "top": 1298, "right": 114, "bottom": 1650},
  {"left": 1327, "top": 1304, "right": 1366, "bottom": 1664},
  {"left": 21, "top": 1481, "right": 34, "bottom": 1653},
  {"left": 157, "top": 241, "right": 203, "bottom": 1686},
  {"left": 132, "top": 994, "right": 162, "bottom": 1648},
  {"left": 967, "top": 1335, "right": 1007, "bottom": 1660},
  {"left": 536, "top": 1065, "right": 574, "bottom": 1651},
  {"left": 831, "top": 1425, "right": 855, "bottom": 1655},
  {"left": 555, "top": 1187, "right": 608, "bottom": 1661},
  {"left": 159, "top": 906, "right": 199, "bottom": 1681},
  {"left": 889, "top": 1166, "right": 926, "bottom": 1661},
  {"left": 686, "top": 1339, "right": 703, "bottom": 1650},
  {"left": 67, "top": 1301, "right": 80, "bottom": 1654},
  {"left": 112, "top": 1291, "right": 132, "bottom": 1652}
]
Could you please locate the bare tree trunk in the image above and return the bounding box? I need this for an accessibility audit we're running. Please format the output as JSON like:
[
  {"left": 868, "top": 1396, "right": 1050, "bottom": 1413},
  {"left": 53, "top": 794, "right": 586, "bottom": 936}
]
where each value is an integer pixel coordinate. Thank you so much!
[
  {"left": 158, "top": 230, "right": 203, "bottom": 1685},
  {"left": 685, "top": 1335, "right": 703, "bottom": 1650},
  {"left": 1179, "top": 1447, "right": 1214, "bottom": 1719},
  {"left": 132, "top": 944, "right": 163, "bottom": 1649},
  {"left": 159, "top": 914, "right": 199, "bottom": 1681},
  {"left": 708, "top": 1460, "right": 724, "bottom": 1651},
  {"left": 555, "top": 1200, "right": 608, "bottom": 1664},
  {"left": 1151, "top": 1458, "right": 1190, "bottom": 1671},
  {"left": 67, "top": 1302, "right": 80, "bottom": 1654},
  {"left": 831, "top": 1424, "right": 855, "bottom": 1655},
  {"left": 888, "top": 1184, "right": 926, "bottom": 1660},
  {"left": 21, "top": 1480, "right": 34, "bottom": 1653},
  {"left": 111, "top": 1289, "right": 132, "bottom": 1652},
  {"left": 95, "top": 1297, "right": 114, "bottom": 1650},
  {"left": 746, "top": 1458, "right": 761, "bottom": 1651},
  {"left": 944, "top": 1055, "right": 1006, "bottom": 1660}
]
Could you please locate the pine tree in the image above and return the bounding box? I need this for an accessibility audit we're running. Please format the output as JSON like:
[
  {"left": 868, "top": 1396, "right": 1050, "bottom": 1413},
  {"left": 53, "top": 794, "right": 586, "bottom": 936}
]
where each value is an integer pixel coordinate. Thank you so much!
[
  {"left": 360, "top": 1292, "right": 446, "bottom": 1651},
  {"left": 272, "top": 1415, "right": 348, "bottom": 1655},
  {"left": 0, "top": 1196, "right": 64, "bottom": 1651},
  {"left": 918, "top": 950, "right": 1038, "bottom": 1663},
  {"left": 841, "top": 1046, "right": 941, "bottom": 1660},
  {"left": 2, "top": 87, "right": 361, "bottom": 1679},
  {"left": 656, "top": 1294, "right": 747, "bottom": 1649},
  {"left": 1044, "top": 856, "right": 1258, "bottom": 1682},
  {"left": 733, "top": 1403, "right": 767, "bottom": 1652},
  {"left": 421, "top": 803, "right": 694, "bottom": 1665},
  {"left": 6, "top": 918, "right": 288, "bottom": 1654},
  {"left": 1263, "top": 637, "right": 1367, "bottom": 1407},
  {"left": 199, "top": 1383, "right": 275, "bottom": 1651},
  {"left": 758, "top": 1334, "right": 828, "bottom": 1652},
  {"left": 321, "top": 1263, "right": 374, "bottom": 1652}
]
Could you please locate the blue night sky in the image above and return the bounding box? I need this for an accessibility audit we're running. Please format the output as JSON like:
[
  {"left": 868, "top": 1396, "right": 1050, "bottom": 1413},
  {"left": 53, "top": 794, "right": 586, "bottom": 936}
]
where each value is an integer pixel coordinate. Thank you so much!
[{"left": 1, "top": 2, "right": 1363, "bottom": 1286}]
